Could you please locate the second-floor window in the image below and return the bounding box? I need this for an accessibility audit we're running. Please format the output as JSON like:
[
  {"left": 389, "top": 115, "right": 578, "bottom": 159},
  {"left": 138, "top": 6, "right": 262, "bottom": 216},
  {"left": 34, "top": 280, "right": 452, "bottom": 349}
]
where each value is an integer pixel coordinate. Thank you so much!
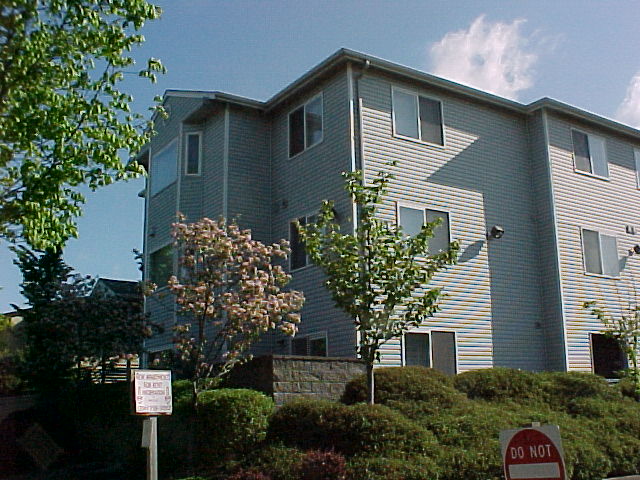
[
  {"left": 398, "top": 205, "right": 450, "bottom": 255},
  {"left": 289, "top": 215, "right": 316, "bottom": 270},
  {"left": 150, "top": 139, "right": 178, "bottom": 195},
  {"left": 581, "top": 228, "right": 619, "bottom": 277},
  {"left": 392, "top": 88, "right": 444, "bottom": 145},
  {"left": 572, "top": 130, "right": 608, "bottom": 178},
  {"left": 185, "top": 132, "right": 202, "bottom": 175},
  {"left": 289, "top": 94, "right": 323, "bottom": 157},
  {"left": 149, "top": 244, "right": 173, "bottom": 287}
]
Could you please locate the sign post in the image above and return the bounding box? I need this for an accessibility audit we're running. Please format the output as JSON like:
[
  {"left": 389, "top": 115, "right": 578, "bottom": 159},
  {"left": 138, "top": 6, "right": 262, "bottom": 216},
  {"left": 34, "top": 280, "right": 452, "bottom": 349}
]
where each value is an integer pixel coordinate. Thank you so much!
[
  {"left": 132, "top": 370, "right": 172, "bottom": 480},
  {"left": 500, "top": 424, "right": 566, "bottom": 480}
]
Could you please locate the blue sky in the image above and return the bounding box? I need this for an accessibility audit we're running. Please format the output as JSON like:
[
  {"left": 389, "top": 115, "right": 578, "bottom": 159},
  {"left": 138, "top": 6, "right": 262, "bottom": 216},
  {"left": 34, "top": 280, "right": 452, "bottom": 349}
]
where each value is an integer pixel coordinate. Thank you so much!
[{"left": 2, "top": 1, "right": 640, "bottom": 311}]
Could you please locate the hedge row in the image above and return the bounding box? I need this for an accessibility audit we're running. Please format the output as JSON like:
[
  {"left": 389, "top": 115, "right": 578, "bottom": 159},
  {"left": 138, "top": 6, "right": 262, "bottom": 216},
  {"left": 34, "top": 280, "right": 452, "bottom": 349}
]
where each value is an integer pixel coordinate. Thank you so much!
[{"left": 26, "top": 368, "right": 640, "bottom": 480}]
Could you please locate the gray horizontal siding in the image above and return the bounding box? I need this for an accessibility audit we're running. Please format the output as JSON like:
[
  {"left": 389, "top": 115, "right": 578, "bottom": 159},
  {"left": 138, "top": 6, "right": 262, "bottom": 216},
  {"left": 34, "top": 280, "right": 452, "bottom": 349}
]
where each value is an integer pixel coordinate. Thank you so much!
[
  {"left": 359, "top": 72, "right": 546, "bottom": 372},
  {"left": 528, "top": 111, "right": 567, "bottom": 371},
  {"left": 202, "top": 112, "right": 225, "bottom": 220},
  {"left": 270, "top": 69, "right": 356, "bottom": 357},
  {"left": 145, "top": 96, "right": 206, "bottom": 351},
  {"left": 227, "top": 107, "right": 271, "bottom": 243},
  {"left": 547, "top": 114, "right": 640, "bottom": 372}
]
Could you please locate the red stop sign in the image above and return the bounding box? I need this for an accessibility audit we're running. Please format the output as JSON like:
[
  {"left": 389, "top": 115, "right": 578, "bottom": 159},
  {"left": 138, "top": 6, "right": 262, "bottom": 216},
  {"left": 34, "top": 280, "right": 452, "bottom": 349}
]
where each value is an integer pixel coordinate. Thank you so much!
[{"left": 503, "top": 428, "right": 565, "bottom": 480}]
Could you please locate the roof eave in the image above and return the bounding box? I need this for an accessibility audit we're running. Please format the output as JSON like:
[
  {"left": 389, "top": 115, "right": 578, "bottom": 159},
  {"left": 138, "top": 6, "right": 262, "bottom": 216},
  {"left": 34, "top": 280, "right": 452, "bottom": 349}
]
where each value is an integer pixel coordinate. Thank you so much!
[{"left": 527, "top": 98, "right": 640, "bottom": 141}]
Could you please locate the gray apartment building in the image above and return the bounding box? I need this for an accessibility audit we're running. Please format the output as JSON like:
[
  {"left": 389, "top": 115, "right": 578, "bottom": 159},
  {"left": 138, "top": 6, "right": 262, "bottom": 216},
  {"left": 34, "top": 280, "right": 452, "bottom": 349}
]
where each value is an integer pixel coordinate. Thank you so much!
[{"left": 140, "top": 49, "right": 640, "bottom": 377}]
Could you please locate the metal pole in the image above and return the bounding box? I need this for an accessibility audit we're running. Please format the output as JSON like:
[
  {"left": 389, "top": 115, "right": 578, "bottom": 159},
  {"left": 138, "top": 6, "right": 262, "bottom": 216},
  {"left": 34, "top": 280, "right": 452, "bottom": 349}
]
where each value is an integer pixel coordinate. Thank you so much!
[{"left": 145, "top": 416, "right": 158, "bottom": 480}]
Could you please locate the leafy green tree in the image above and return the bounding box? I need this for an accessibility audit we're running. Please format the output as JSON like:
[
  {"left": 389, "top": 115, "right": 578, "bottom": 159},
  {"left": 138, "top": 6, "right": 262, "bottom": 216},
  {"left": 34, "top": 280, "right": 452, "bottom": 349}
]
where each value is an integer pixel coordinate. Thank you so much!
[
  {"left": 298, "top": 169, "right": 459, "bottom": 404},
  {"left": 0, "top": 0, "right": 165, "bottom": 249},
  {"left": 0, "top": 313, "right": 24, "bottom": 394},
  {"left": 164, "top": 217, "right": 304, "bottom": 401},
  {"left": 584, "top": 300, "right": 640, "bottom": 398},
  {"left": 14, "top": 248, "right": 153, "bottom": 390}
]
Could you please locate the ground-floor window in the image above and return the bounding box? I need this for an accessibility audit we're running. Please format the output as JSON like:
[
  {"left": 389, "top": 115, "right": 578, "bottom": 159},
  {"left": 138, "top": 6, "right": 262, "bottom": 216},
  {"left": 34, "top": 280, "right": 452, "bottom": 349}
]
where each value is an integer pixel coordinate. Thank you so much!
[
  {"left": 403, "top": 330, "right": 457, "bottom": 375},
  {"left": 591, "top": 333, "right": 626, "bottom": 378},
  {"left": 291, "top": 332, "right": 328, "bottom": 357}
]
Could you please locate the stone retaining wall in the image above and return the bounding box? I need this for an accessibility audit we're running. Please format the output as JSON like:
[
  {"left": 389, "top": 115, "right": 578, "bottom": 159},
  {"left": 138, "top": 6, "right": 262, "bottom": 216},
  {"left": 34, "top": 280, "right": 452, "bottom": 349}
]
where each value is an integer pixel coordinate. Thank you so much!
[{"left": 226, "top": 355, "right": 366, "bottom": 405}]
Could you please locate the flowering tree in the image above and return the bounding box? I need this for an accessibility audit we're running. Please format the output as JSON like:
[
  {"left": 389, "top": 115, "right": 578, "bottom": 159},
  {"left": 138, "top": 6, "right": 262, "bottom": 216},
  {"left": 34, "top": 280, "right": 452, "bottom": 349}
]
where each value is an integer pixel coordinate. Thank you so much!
[
  {"left": 298, "top": 168, "right": 459, "bottom": 404},
  {"left": 167, "top": 217, "right": 304, "bottom": 397}
]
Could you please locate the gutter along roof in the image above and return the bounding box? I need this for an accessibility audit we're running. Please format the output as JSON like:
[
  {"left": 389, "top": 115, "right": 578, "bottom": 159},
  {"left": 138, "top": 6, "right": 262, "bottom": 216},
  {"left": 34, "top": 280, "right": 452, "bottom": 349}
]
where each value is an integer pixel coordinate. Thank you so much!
[{"left": 161, "top": 48, "right": 640, "bottom": 142}]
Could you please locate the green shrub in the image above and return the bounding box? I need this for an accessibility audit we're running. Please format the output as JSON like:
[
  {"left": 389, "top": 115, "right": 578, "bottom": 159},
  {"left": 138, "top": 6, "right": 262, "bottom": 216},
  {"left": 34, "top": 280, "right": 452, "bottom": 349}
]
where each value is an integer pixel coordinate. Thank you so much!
[
  {"left": 342, "top": 366, "right": 465, "bottom": 408},
  {"left": 268, "top": 398, "right": 437, "bottom": 456},
  {"left": 298, "top": 450, "right": 346, "bottom": 480},
  {"left": 538, "top": 371, "right": 620, "bottom": 407},
  {"left": 197, "top": 388, "right": 274, "bottom": 458},
  {"left": 227, "top": 470, "right": 270, "bottom": 480},
  {"left": 244, "top": 444, "right": 304, "bottom": 480},
  {"left": 172, "top": 379, "right": 195, "bottom": 412},
  {"left": 346, "top": 455, "right": 442, "bottom": 480},
  {"left": 567, "top": 396, "right": 640, "bottom": 476},
  {"left": 55, "top": 383, "right": 142, "bottom": 469},
  {"left": 453, "top": 367, "right": 544, "bottom": 402},
  {"left": 616, "top": 376, "right": 639, "bottom": 399}
]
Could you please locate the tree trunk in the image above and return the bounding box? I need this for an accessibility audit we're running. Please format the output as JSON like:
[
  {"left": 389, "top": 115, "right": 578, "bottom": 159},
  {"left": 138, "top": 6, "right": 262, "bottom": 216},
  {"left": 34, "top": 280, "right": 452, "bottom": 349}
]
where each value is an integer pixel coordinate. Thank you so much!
[{"left": 367, "top": 363, "right": 375, "bottom": 405}]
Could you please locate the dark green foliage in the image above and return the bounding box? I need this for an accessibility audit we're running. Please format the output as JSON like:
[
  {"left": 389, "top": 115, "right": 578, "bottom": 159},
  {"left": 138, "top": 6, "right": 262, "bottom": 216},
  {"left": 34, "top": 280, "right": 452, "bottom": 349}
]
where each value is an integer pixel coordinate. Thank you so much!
[
  {"left": 15, "top": 248, "right": 152, "bottom": 392},
  {"left": 346, "top": 456, "right": 442, "bottom": 480},
  {"left": 243, "top": 444, "right": 305, "bottom": 480},
  {"left": 54, "top": 383, "right": 143, "bottom": 472},
  {"left": 227, "top": 470, "right": 270, "bottom": 480},
  {"left": 453, "top": 367, "right": 544, "bottom": 402},
  {"left": 538, "top": 371, "right": 620, "bottom": 407},
  {"left": 298, "top": 450, "right": 346, "bottom": 480},
  {"left": 197, "top": 389, "right": 274, "bottom": 458},
  {"left": 617, "top": 376, "right": 638, "bottom": 399},
  {"left": 268, "top": 398, "right": 437, "bottom": 456},
  {"left": 342, "top": 366, "right": 465, "bottom": 408},
  {"left": 172, "top": 379, "right": 196, "bottom": 413}
]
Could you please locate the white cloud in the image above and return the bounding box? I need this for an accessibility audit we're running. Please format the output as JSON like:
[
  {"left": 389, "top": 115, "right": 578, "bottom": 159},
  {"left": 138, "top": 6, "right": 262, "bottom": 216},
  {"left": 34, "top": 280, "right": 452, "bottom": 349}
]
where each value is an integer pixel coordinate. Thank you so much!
[
  {"left": 429, "top": 15, "right": 538, "bottom": 100},
  {"left": 616, "top": 72, "right": 640, "bottom": 128}
]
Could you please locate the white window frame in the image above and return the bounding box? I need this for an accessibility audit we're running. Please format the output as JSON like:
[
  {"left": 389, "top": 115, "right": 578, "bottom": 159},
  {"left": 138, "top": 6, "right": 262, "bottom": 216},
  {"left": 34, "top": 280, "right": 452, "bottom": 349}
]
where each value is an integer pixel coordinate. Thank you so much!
[
  {"left": 571, "top": 129, "right": 609, "bottom": 180},
  {"left": 184, "top": 131, "right": 202, "bottom": 176},
  {"left": 391, "top": 86, "right": 445, "bottom": 147},
  {"left": 396, "top": 201, "right": 452, "bottom": 255},
  {"left": 150, "top": 138, "right": 178, "bottom": 196},
  {"left": 580, "top": 227, "right": 620, "bottom": 278},
  {"left": 288, "top": 93, "right": 324, "bottom": 159},
  {"left": 289, "top": 213, "right": 316, "bottom": 271},
  {"left": 634, "top": 148, "right": 640, "bottom": 189},
  {"left": 401, "top": 329, "right": 458, "bottom": 374}
]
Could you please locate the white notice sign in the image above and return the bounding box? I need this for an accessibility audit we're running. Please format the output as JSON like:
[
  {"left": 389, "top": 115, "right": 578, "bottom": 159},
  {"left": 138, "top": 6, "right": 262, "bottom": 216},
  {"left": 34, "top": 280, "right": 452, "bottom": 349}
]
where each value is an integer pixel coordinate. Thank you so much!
[{"left": 133, "top": 370, "right": 172, "bottom": 415}]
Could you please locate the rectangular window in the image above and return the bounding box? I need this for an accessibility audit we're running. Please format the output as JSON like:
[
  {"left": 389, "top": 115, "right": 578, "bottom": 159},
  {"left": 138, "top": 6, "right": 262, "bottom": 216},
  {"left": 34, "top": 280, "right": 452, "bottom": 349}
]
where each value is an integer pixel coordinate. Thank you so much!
[
  {"left": 289, "top": 94, "right": 323, "bottom": 157},
  {"left": 291, "top": 332, "right": 327, "bottom": 357},
  {"left": 431, "top": 331, "right": 457, "bottom": 375},
  {"left": 185, "top": 133, "right": 201, "bottom": 175},
  {"left": 290, "top": 215, "right": 317, "bottom": 270},
  {"left": 582, "top": 228, "right": 619, "bottom": 276},
  {"left": 404, "top": 331, "right": 457, "bottom": 375},
  {"left": 149, "top": 245, "right": 173, "bottom": 287},
  {"left": 398, "top": 205, "right": 450, "bottom": 255},
  {"left": 404, "top": 333, "right": 430, "bottom": 367},
  {"left": 591, "top": 333, "right": 626, "bottom": 378},
  {"left": 572, "top": 130, "right": 609, "bottom": 178},
  {"left": 150, "top": 139, "right": 178, "bottom": 195},
  {"left": 635, "top": 148, "right": 640, "bottom": 188},
  {"left": 392, "top": 88, "right": 444, "bottom": 145}
]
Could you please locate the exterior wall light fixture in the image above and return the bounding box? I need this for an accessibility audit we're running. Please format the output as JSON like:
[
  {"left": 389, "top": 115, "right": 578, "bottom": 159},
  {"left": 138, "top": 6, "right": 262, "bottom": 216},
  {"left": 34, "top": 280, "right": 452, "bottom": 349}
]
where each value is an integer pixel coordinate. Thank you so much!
[{"left": 487, "top": 225, "right": 505, "bottom": 240}]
